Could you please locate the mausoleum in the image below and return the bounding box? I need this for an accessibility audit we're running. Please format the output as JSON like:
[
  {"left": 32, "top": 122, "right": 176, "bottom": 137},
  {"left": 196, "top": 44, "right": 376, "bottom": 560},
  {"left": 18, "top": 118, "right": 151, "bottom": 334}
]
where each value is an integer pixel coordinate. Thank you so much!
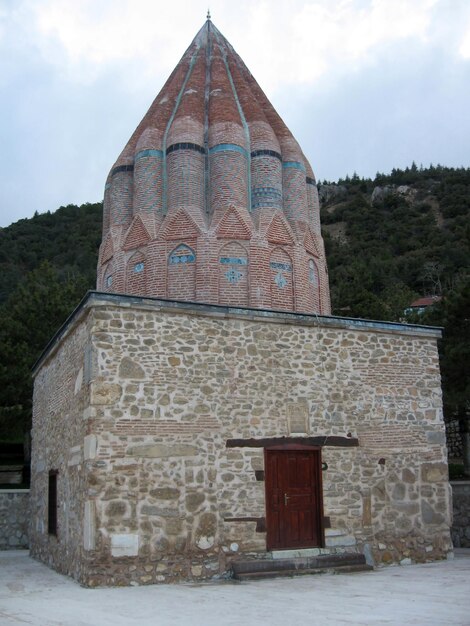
[{"left": 29, "top": 18, "right": 453, "bottom": 586}]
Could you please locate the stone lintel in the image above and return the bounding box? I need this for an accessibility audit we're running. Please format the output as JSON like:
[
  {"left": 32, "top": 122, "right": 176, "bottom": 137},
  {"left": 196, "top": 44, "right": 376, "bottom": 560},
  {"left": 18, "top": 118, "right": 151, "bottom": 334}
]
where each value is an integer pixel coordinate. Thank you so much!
[{"left": 226, "top": 436, "right": 359, "bottom": 448}]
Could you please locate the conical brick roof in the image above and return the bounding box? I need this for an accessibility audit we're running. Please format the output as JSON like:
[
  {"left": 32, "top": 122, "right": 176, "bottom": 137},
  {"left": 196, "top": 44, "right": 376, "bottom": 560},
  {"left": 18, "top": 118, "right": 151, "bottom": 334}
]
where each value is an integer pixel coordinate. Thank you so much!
[{"left": 97, "top": 18, "right": 330, "bottom": 314}]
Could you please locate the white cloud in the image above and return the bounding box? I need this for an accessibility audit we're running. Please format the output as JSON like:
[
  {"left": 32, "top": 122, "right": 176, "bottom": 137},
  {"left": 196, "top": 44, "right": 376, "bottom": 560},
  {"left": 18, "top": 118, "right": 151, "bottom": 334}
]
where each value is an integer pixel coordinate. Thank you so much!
[
  {"left": 9, "top": 0, "right": 444, "bottom": 89},
  {"left": 460, "top": 23, "right": 470, "bottom": 58},
  {"left": 243, "top": 0, "right": 440, "bottom": 90}
]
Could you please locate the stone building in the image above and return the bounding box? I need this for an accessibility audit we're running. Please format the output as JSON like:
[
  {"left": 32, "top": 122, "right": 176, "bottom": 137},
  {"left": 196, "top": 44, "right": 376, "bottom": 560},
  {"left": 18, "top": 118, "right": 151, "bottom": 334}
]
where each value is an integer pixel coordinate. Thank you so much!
[{"left": 29, "top": 18, "right": 453, "bottom": 586}]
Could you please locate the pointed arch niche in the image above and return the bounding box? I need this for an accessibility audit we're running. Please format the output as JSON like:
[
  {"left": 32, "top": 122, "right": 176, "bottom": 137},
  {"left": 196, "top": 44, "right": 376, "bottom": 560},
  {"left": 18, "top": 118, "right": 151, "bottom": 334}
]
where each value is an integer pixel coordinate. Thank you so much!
[
  {"left": 167, "top": 243, "right": 196, "bottom": 301},
  {"left": 308, "top": 257, "right": 321, "bottom": 313},
  {"left": 218, "top": 242, "right": 249, "bottom": 307},
  {"left": 126, "top": 251, "right": 147, "bottom": 295},
  {"left": 269, "top": 248, "right": 294, "bottom": 311},
  {"left": 102, "top": 261, "right": 115, "bottom": 293}
]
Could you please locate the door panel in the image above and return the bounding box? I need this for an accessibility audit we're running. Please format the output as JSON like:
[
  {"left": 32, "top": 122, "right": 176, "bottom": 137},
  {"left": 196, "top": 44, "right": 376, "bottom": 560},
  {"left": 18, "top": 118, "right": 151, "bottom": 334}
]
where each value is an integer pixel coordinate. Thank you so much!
[{"left": 265, "top": 449, "right": 323, "bottom": 550}]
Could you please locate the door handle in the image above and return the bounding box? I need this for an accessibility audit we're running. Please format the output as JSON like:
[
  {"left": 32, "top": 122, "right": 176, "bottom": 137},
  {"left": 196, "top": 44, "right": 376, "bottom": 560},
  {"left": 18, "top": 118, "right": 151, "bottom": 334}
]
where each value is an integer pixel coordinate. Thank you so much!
[{"left": 284, "top": 493, "right": 290, "bottom": 506}]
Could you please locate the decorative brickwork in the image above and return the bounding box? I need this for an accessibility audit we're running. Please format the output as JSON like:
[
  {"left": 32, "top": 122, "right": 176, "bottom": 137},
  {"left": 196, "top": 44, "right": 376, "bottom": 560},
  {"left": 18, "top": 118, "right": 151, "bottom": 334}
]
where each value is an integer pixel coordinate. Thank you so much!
[
  {"left": 30, "top": 294, "right": 452, "bottom": 586},
  {"left": 218, "top": 242, "right": 249, "bottom": 306},
  {"left": 96, "top": 19, "right": 330, "bottom": 315},
  {"left": 123, "top": 216, "right": 151, "bottom": 251}
]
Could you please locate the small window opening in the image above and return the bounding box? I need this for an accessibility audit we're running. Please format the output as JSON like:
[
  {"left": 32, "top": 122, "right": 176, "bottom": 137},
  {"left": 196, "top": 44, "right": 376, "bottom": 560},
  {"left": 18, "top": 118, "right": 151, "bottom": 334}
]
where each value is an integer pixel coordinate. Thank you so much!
[{"left": 48, "top": 470, "right": 58, "bottom": 536}]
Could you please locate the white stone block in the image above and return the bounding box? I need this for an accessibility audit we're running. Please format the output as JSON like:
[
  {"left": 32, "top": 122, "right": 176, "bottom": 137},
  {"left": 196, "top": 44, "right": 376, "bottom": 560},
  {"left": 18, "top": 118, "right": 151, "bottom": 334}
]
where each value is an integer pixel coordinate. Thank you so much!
[
  {"left": 325, "top": 528, "right": 345, "bottom": 537},
  {"left": 74, "top": 367, "right": 83, "bottom": 395},
  {"left": 83, "top": 407, "right": 95, "bottom": 421},
  {"left": 111, "top": 533, "right": 139, "bottom": 557},
  {"left": 271, "top": 548, "right": 322, "bottom": 559},
  {"left": 68, "top": 446, "right": 82, "bottom": 466},
  {"left": 325, "top": 535, "right": 357, "bottom": 547},
  {"left": 83, "top": 435, "right": 97, "bottom": 460},
  {"left": 83, "top": 501, "right": 95, "bottom": 551}
]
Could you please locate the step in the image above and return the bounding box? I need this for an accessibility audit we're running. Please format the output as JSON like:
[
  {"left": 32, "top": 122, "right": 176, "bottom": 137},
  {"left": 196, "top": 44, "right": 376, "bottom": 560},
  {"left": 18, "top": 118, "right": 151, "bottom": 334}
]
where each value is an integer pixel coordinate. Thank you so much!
[
  {"left": 234, "top": 563, "right": 373, "bottom": 581},
  {"left": 231, "top": 552, "right": 372, "bottom": 580},
  {"left": 232, "top": 552, "right": 366, "bottom": 575}
]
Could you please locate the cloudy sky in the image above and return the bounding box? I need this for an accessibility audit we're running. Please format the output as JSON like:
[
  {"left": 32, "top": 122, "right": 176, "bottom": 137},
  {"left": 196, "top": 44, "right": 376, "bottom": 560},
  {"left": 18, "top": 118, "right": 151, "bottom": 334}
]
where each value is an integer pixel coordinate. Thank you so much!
[{"left": 1, "top": 0, "right": 470, "bottom": 227}]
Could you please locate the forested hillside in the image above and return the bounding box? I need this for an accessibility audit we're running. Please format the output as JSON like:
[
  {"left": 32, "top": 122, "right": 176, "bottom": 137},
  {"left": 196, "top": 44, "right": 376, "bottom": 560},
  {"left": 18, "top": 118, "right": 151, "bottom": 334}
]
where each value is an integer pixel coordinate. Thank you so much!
[
  {"left": 320, "top": 164, "right": 469, "bottom": 319},
  {"left": 0, "top": 203, "right": 102, "bottom": 443},
  {"left": 0, "top": 202, "right": 102, "bottom": 304},
  {"left": 0, "top": 166, "right": 468, "bottom": 473}
]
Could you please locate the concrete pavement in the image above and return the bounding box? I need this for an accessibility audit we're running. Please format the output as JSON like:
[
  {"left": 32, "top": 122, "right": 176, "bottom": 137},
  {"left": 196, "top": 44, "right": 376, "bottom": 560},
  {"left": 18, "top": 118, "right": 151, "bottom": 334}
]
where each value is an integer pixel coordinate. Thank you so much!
[{"left": 0, "top": 550, "right": 469, "bottom": 625}]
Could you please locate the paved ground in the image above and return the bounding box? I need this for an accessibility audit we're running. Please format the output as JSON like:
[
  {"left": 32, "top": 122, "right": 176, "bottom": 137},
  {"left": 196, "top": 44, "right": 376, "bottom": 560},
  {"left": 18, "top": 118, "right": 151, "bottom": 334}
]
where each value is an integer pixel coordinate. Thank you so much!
[{"left": 0, "top": 550, "right": 469, "bottom": 626}]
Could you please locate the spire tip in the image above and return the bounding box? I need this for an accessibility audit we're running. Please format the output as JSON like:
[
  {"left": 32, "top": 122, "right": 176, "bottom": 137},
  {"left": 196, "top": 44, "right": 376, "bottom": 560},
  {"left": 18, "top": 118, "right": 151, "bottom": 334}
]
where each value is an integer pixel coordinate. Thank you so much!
[{"left": 207, "top": 9, "right": 211, "bottom": 20}]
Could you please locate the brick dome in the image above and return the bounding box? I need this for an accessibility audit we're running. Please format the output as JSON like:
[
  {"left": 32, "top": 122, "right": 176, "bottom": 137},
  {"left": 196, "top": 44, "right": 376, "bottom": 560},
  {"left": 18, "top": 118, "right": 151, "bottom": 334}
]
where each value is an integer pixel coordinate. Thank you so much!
[{"left": 97, "top": 18, "right": 331, "bottom": 314}]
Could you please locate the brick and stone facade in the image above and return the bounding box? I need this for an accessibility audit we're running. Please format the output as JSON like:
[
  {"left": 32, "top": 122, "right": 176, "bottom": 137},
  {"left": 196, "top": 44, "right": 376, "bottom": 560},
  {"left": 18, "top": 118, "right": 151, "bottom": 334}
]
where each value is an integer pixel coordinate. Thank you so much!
[
  {"left": 96, "top": 19, "right": 330, "bottom": 315},
  {"left": 30, "top": 18, "right": 453, "bottom": 587},
  {"left": 30, "top": 293, "right": 452, "bottom": 586}
]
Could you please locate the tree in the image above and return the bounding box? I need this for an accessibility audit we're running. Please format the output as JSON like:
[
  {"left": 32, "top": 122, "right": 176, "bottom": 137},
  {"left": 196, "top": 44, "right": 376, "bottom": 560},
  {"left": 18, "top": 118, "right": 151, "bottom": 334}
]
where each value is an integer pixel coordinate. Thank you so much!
[
  {"left": 440, "top": 280, "right": 470, "bottom": 476},
  {"left": 421, "top": 277, "right": 470, "bottom": 476},
  {"left": 0, "top": 262, "right": 88, "bottom": 442}
]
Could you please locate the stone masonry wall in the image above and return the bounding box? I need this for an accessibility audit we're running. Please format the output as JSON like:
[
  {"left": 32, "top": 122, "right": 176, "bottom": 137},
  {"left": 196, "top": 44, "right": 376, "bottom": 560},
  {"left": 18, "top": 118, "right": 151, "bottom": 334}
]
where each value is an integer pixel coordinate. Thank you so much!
[
  {"left": 0, "top": 490, "right": 30, "bottom": 549},
  {"left": 451, "top": 481, "right": 470, "bottom": 547},
  {"left": 30, "top": 294, "right": 453, "bottom": 586},
  {"left": 29, "top": 310, "right": 93, "bottom": 580}
]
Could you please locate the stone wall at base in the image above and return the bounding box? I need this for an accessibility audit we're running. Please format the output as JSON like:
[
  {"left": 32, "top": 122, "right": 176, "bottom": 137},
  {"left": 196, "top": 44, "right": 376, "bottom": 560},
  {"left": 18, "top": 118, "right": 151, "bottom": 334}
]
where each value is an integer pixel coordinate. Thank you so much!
[
  {"left": 451, "top": 481, "right": 470, "bottom": 547},
  {"left": 30, "top": 293, "right": 453, "bottom": 586},
  {"left": 0, "top": 490, "right": 30, "bottom": 549}
]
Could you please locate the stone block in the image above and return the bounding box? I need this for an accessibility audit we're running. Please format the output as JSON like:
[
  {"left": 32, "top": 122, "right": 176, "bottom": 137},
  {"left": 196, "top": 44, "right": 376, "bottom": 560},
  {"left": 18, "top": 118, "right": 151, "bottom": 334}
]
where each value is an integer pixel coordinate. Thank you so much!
[
  {"left": 421, "top": 500, "right": 445, "bottom": 525},
  {"left": 106, "top": 501, "right": 128, "bottom": 518},
  {"left": 119, "top": 357, "right": 145, "bottom": 379},
  {"left": 68, "top": 445, "right": 82, "bottom": 467},
  {"left": 325, "top": 534, "right": 357, "bottom": 547},
  {"left": 186, "top": 492, "right": 205, "bottom": 512},
  {"left": 84, "top": 435, "right": 97, "bottom": 460},
  {"left": 402, "top": 469, "right": 416, "bottom": 484},
  {"left": 90, "top": 382, "right": 122, "bottom": 405},
  {"left": 111, "top": 533, "right": 139, "bottom": 557},
  {"left": 425, "top": 431, "right": 446, "bottom": 445},
  {"left": 74, "top": 367, "right": 83, "bottom": 395},
  {"left": 421, "top": 463, "right": 448, "bottom": 483},
  {"left": 150, "top": 488, "right": 180, "bottom": 500},
  {"left": 83, "top": 501, "right": 96, "bottom": 551}
]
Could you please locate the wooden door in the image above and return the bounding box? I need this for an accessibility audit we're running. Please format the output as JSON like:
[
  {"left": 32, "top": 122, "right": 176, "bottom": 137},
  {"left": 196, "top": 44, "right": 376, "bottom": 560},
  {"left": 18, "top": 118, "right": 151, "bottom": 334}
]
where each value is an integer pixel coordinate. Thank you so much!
[{"left": 265, "top": 448, "right": 323, "bottom": 550}]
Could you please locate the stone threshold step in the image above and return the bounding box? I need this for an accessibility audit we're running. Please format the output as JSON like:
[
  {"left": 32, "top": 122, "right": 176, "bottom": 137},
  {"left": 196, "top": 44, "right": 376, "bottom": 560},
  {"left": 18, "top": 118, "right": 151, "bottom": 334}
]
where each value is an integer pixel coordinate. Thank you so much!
[
  {"left": 270, "top": 547, "right": 341, "bottom": 559},
  {"left": 232, "top": 552, "right": 367, "bottom": 577},
  {"left": 233, "top": 563, "right": 373, "bottom": 581}
]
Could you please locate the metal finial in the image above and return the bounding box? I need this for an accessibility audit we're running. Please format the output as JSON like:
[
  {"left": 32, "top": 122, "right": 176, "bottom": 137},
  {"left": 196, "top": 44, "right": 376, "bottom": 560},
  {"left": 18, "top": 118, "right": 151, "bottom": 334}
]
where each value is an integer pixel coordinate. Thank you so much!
[{"left": 207, "top": 9, "right": 211, "bottom": 20}]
